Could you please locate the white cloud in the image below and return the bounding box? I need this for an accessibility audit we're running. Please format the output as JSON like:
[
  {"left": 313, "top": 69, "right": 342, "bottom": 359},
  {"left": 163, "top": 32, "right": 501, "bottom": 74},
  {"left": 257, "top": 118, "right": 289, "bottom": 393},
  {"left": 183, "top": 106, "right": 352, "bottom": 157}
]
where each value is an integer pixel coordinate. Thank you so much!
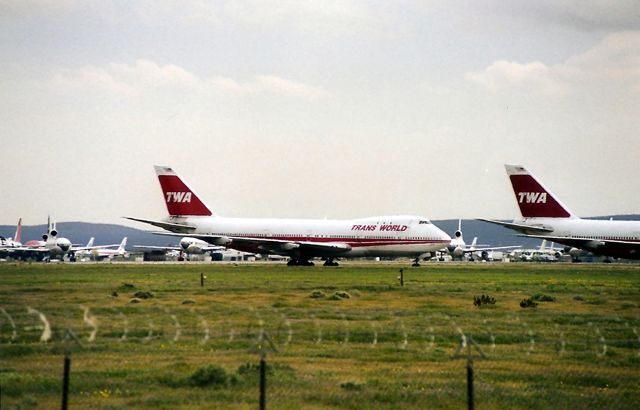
[
  {"left": 49, "top": 60, "right": 330, "bottom": 100},
  {"left": 0, "top": 0, "right": 78, "bottom": 17},
  {"left": 465, "top": 60, "right": 566, "bottom": 96},
  {"left": 465, "top": 31, "right": 640, "bottom": 95}
]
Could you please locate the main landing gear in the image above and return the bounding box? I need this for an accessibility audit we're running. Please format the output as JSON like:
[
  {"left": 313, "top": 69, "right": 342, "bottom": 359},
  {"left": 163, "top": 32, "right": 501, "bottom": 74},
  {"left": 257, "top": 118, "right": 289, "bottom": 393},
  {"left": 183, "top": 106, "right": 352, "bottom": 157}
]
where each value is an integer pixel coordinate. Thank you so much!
[
  {"left": 287, "top": 259, "right": 315, "bottom": 266},
  {"left": 323, "top": 258, "right": 339, "bottom": 267},
  {"left": 411, "top": 257, "right": 421, "bottom": 267}
]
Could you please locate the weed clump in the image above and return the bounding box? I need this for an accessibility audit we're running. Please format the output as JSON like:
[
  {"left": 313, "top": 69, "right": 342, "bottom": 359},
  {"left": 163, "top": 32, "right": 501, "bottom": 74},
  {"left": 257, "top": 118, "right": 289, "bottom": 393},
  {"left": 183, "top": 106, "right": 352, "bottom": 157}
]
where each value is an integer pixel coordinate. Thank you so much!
[
  {"left": 181, "top": 299, "right": 195, "bottom": 305},
  {"left": 133, "top": 290, "right": 154, "bottom": 299},
  {"left": 532, "top": 293, "right": 556, "bottom": 302},
  {"left": 309, "top": 290, "right": 326, "bottom": 298},
  {"left": 189, "top": 364, "right": 229, "bottom": 387},
  {"left": 128, "top": 298, "right": 141, "bottom": 304},
  {"left": 340, "top": 381, "right": 365, "bottom": 391},
  {"left": 329, "top": 291, "right": 351, "bottom": 300},
  {"left": 473, "top": 294, "right": 496, "bottom": 307},
  {"left": 520, "top": 298, "right": 538, "bottom": 308},
  {"left": 117, "top": 283, "right": 136, "bottom": 292},
  {"left": 573, "top": 295, "right": 585, "bottom": 301}
]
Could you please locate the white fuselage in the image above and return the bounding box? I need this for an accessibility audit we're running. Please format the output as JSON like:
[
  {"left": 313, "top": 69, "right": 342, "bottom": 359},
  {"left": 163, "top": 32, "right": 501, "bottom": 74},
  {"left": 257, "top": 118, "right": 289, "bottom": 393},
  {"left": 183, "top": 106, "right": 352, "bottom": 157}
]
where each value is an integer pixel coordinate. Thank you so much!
[
  {"left": 516, "top": 217, "right": 640, "bottom": 258},
  {"left": 518, "top": 218, "right": 640, "bottom": 239},
  {"left": 166, "top": 215, "right": 451, "bottom": 258}
]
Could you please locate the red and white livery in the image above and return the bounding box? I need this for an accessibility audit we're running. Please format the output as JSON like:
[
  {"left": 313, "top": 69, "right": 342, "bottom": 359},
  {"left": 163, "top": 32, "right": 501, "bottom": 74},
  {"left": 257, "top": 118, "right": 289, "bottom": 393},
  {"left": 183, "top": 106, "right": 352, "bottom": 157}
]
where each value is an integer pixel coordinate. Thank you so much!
[
  {"left": 127, "top": 166, "right": 451, "bottom": 266},
  {"left": 480, "top": 164, "right": 640, "bottom": 260}
]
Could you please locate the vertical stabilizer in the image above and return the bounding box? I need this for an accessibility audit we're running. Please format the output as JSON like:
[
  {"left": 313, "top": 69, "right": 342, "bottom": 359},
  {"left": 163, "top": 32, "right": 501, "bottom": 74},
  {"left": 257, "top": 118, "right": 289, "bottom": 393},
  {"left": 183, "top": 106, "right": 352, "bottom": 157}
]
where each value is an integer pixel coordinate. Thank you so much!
[
  {"left": 505, "top": 165, "right": 575, "bottom": 218},
  {"left": 14, "top": 218, "right": 22, "bottom": 243},
  {"left": 118, "top": 237, "right": 127, "bottom": 252},
  {"left": 154, "top": 166, "right": 213, "bottom": 217}
]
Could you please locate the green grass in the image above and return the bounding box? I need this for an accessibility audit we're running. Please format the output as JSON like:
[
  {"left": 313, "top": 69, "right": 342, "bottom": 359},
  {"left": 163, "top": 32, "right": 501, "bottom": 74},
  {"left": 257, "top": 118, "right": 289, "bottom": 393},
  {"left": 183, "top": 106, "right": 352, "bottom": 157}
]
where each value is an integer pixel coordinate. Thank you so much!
[{"left": 1, "top": 262, "right": 640, "bottom": 409}]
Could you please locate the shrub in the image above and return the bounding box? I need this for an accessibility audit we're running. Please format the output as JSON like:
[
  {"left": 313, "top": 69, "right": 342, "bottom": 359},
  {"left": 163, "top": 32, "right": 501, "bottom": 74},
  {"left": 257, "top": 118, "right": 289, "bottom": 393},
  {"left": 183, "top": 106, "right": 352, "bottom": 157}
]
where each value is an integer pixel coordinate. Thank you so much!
[
  {"left": 520, "top": 298, "right": 538, "bottom": 308},
  {"left": 340, "top": 381, "right": 365, "bottom": 391},
  {"left": 329, "top": 291, "right": 351, "bottom": 300},
  {"left": 181, "top": 299, "right": 195, "bottom": 305},
  {"left": 189, "top": 365, "right": 229, "bottom": 387},
  {"left": 128, "top": 298, "right": 141, "bottom": 304},
  {"left": 532, "top": 293, "right": 556, "bottom": 302},
  {"left": 117, "top": 283, "right": 136, "bottom": 291},
  {"left": 473, "top": 294, "right": 496, "bottom": 307},
  {"left": 133, "top": 290, "right": 154, "bottom": 299},
  {"left": 309, "top": 290, "right": 326, "bottom": 299}
]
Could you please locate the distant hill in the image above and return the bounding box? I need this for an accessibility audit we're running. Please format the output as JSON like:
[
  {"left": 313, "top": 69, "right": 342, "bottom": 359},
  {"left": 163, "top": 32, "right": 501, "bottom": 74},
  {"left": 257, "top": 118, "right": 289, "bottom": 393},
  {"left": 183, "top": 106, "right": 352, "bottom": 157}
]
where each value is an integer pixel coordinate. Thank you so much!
[
  {"left": 0, "top": 222, "right": 174, "bottom": 249},
  {"left": 2, "top": 216, "right": 639, "bottom": 251}
]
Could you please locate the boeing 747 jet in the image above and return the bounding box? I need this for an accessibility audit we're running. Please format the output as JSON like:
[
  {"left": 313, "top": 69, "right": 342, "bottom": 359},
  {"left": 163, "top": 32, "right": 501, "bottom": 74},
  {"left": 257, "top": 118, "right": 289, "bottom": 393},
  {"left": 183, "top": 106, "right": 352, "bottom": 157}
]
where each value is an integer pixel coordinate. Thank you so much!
[{"left": 126, "top": 166, "right": 451, "bottom": 266}]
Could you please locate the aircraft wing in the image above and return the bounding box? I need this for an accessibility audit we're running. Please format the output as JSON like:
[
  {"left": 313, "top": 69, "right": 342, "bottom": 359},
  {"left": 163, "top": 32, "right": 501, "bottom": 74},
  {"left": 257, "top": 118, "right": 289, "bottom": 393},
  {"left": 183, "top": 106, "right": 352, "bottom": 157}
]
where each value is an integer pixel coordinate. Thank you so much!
[
  {"left": 133, "top": 245, "right": 182, "bottom": 252},
  {"left": 477, "top": 219, "right": 554, "bottom": 234},
  {"left": 464, "top": 245, "right": 521, "bottom": 253},
  {"left": 124, "top": 217, "right": 196, "bottom": 233},
  {"left": 150, "top": 231, "right": 352, "bottom": 256},
  {"left": 71, "top": 244, "right": 122, "bottom": 251}
]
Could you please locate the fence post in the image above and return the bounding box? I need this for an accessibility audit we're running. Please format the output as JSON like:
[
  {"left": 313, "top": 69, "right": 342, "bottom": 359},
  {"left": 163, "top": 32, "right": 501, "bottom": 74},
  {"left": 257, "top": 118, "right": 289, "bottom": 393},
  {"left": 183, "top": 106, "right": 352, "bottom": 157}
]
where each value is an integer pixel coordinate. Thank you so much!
[
  {"left": 466, "top": 345, "right": 474, "bottom": 410},
  {"left": 259, "top": 354, "right": 267, "bottom": 410},
  {"left": 200, "top": 272, "right": 204, "bottom": 287},
  {"left": 61, "top": 353, "right": 71, "bottom": 410},
  {"left": 399, "top": 269, "right": 404, "bottom": 287}
]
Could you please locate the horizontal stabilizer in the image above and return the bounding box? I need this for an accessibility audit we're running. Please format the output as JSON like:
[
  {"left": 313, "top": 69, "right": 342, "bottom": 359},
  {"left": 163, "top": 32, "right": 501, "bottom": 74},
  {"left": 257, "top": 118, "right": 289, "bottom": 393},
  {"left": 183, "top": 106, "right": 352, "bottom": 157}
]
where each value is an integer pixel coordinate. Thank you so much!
[
  {"left": 477, "top": 218, "right": 554, "bottom": 234},
  {"left": 124, "top": 217, "right": 196, "bottom": 233}
]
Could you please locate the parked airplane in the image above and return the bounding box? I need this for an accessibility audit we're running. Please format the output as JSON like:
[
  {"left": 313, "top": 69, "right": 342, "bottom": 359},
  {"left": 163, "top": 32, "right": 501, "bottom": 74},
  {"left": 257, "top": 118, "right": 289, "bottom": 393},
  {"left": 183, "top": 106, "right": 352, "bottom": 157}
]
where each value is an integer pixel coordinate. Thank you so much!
[
  {"left": 76, "top": 237, "right": 128, "bottom": 260},
  {"left": 71, "top": 237, "right": 95, "bottom": 260},
  {"left": 9, "top": 218, "right": 120, "bottom": 261},
  {"left": 0, "top": 218, "right": 22, "bottom": 249},
  {"left": 443, "top": 219, "right": 520, "bottom": 260},
  {"left": 134, "top": 236, "right": 224, "bottom": 260},
  {"left": 509, "top": 240, "right": 563, "bottom": 262},
  {"left": 480, "top": 164, "right": 640, "bottom": 260},
  {"left": 20, "top": 218, "right": 73, "bottom": 260},
  {"left": 126, "top": 166, "right": 451, "bottom": 266}
]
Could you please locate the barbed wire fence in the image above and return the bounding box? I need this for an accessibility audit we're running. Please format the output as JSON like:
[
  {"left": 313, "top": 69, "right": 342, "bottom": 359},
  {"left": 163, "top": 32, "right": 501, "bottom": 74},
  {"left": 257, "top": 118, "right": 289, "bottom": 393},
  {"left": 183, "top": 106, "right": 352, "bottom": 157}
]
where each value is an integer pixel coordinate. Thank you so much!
[{"left": 1, "top": 304, "right": 640, "bottom": 409}]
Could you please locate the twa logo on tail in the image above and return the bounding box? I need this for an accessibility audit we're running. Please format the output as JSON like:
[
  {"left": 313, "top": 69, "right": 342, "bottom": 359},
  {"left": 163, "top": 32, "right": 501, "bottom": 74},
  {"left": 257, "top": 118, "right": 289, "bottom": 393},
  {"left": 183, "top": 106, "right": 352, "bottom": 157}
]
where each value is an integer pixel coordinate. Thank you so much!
[
  {"left": 166, "top": 192, "right": 193, "bottom": 203},
  {"left": 505, "top": 164, "right": 573, "bottom": 219},
  {"left": 155, "top": 165, "right": 213, "bottom": 217},
  {"left": 517, "top": 192, "right": 547, "bottom": 204}
]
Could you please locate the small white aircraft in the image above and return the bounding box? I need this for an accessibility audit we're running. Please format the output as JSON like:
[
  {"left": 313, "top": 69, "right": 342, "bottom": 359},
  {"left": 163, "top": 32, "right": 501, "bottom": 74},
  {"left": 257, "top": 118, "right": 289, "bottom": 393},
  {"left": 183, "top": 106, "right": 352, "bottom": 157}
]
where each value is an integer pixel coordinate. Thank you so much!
[
  {"left": 0, "top": 218, "right": 23, "bottom": 249},
  {"left": 510, "top": 240, "right": 563, "bottom": 262},
  {"left": 126, "top": 166, "right": 451, "bottom": 266},
  {"left": 76, "top": 237, "right": 129, "bottom": 261},
  {"left": 442, "top": 219, "right": 520, "bottom": 261},
  {"left": 134, "top": 236, "right": 224, "bottom": 260}
]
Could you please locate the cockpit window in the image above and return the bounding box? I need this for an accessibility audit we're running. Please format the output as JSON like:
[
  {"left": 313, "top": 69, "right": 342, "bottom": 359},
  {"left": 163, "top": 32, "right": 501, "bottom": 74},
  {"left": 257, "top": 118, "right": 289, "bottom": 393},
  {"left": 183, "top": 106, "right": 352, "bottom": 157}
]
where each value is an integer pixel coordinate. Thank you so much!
[{"left": 419, "top": 220, "right": 431, "bottom": 224}]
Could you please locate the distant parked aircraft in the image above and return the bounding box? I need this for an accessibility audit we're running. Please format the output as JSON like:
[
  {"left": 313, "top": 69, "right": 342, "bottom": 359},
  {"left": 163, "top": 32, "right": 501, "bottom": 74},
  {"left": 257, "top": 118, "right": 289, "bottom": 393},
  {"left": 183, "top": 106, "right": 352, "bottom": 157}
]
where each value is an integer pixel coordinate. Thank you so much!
[
  {"left": 0, "top": 218, "right": 22, "bottom": 249},
  {"left": 480, "top": 164, "right": 640, "bottom": 260},
  {"left": 9, "top": 218, "right": 120, "bottom": 261},
  {"left": 76, "top": 237, "right": 129, "bottom": 261},
  {"left": 442, "top": 219, "right": 520, "bottom": 260},
  {"left": 134, "top": 236, "right": 224, "bottom": 260},
  {"left": 126, "top": 166, "right": 451, "bottom": 266}
]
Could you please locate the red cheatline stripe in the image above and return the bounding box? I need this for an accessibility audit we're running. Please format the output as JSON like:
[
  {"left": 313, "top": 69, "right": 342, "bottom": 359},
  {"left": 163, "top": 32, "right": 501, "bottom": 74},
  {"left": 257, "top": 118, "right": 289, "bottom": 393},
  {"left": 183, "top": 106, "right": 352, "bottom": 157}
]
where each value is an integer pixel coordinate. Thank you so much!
[{"left": 207, "top": 234, "right": 449, "bottom": 248}]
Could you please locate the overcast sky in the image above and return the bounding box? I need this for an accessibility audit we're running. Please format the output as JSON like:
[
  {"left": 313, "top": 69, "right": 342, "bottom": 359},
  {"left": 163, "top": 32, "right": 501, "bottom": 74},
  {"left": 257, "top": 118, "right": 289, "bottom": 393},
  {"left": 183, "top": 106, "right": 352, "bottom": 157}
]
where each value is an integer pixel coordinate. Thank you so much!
[{"left": 1, "top": 0, "right": 639, "bottom": 227}]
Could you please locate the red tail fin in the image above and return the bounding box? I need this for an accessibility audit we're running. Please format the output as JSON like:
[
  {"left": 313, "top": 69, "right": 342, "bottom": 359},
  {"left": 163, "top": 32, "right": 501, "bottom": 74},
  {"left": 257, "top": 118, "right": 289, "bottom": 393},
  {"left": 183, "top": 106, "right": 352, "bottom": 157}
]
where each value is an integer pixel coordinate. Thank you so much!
[
  {"left": 505, "top": 164, "right": 574, "bottom": 218},
  {"left": 154, "top": 166, "right": 213, "bottom": 217}
]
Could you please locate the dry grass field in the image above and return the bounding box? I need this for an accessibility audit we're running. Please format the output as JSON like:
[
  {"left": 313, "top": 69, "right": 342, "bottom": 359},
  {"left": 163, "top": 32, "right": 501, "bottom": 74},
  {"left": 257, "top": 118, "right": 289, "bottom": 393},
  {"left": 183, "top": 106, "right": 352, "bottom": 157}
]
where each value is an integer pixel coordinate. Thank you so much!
[{"left": 1, "top": 262, "right": 639, "bottom": 409}]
